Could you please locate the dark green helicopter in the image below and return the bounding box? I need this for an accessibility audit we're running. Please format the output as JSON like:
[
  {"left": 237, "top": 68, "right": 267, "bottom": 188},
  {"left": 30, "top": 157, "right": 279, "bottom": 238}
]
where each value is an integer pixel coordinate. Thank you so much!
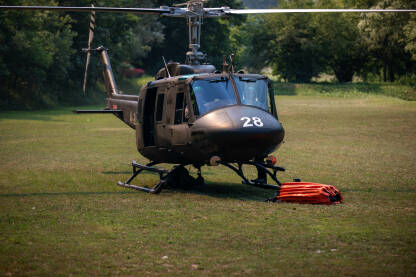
[{"left": 1, "top": 1, "right": 415, "bottom": 194}]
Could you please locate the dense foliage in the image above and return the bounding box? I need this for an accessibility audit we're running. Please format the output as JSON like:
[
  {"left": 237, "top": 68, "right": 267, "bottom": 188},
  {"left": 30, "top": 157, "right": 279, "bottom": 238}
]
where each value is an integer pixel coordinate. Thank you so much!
[
  {"left": 239, "top": 0, "right": 416, "bottom": 83},
  {"left": 0, "top": 0, "right": 163, "bottom": 109}
]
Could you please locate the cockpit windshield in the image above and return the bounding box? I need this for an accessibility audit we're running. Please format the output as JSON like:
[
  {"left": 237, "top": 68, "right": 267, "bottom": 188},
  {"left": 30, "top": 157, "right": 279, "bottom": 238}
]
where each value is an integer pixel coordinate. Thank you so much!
[
  {"left": 234, "top": 77, "right": 270, "bottom": 112},
  {"left": 190, "top": 78, "right": 237, "bottom": 116}
]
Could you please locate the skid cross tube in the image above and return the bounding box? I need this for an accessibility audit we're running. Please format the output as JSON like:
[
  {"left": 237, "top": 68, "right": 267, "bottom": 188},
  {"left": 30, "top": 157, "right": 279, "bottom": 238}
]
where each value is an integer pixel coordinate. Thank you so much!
[
  {"left": 219, "top": 161, "right": 285, "bottom": 190},
  {"left": 117, "top": 161, "right": 170, "bottom": 194}
]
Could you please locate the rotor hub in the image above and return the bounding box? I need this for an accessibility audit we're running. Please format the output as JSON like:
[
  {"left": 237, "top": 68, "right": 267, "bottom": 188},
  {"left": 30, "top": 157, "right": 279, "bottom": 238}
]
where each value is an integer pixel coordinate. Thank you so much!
[{"left": 187, "top": 0, "right": 204, "bottom": 13}]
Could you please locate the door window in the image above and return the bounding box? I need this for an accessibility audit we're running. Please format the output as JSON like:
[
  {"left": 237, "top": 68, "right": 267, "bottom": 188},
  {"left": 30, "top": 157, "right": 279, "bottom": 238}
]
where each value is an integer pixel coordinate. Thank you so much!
[
  {"left": 174, "top": 92, "right": 184, "bottom": 124},
  {"left": 156, "top": 94, "right": 164, "bottom": 122}
]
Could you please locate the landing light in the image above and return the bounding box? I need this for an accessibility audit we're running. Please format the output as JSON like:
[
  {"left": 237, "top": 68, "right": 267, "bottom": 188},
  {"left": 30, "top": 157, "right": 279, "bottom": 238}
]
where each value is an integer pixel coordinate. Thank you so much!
[{"left": 209, "top": 156, "right": 221, "bottom": 166}]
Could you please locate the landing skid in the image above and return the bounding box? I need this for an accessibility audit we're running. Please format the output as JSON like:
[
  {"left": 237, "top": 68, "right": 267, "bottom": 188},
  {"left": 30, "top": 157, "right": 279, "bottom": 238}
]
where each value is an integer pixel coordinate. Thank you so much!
[{"left": 117, "top": 160, "right": 285, "bottom": 194}]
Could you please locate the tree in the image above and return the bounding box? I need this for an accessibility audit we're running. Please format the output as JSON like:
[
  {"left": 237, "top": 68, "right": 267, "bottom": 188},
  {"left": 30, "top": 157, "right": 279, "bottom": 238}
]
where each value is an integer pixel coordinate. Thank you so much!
[
  {"left": 237, "top": 15, "right": 275, "bottom": 71},
  {"left": 314, "top": 0, "right": 368, "bottom": 82},
  {"left": 0, "top": 0, "right": 76, "bottom": 109},
  {"left": 239, "top": 0, "right": 333, "bottom": 82},
  {"left": 268, "top": 0, "right": 327, "bottom": 82},
  {"left": 404, "top": 14, "right": 416, "bottom": 61},
  {"left": 358, "top": 0, "right": 415, "bottom": 82}
]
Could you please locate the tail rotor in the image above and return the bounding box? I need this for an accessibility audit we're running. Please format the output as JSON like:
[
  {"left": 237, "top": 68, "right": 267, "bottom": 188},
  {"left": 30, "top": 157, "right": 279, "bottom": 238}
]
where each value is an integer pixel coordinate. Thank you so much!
[{"left": 83, "top": 4, "right": 96, "bottom": 93}]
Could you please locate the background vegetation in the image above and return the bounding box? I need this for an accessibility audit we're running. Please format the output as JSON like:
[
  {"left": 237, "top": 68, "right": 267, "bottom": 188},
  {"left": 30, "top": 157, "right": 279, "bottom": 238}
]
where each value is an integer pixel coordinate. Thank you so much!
[
  {"left": 0, "top": 0, "right": 415, "bottom": 109},
  {"left": 1, "top": 1, "right": 415, "bottom": 275},
  {"left": 239, "top": 0, "right": 416, "bottom": 83}
]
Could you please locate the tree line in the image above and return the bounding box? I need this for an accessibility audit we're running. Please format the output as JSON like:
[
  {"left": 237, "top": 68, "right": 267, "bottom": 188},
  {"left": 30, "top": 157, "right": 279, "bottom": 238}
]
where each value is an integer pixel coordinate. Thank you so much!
[
  {"left": 1, "top": 0, "right": 167, "bottom": 109},
  {"left": 237, "top": 0, "right": 416, "bottom": 83},
  {"left": 0, "top": 0, "right": 415, "bottom": 110}
]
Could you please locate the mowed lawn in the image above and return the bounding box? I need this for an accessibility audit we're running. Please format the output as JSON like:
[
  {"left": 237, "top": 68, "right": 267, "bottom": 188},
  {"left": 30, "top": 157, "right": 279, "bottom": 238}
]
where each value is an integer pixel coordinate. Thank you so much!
[{"left": 0, "top": 95, "right": 415, "bottom": 276}]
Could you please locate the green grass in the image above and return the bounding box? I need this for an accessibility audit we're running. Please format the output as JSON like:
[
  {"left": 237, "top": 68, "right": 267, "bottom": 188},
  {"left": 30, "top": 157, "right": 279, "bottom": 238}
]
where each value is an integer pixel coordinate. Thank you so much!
[
  {"left": 273, "top": 82, "right": 416, "bottom": 101},
  {"left": 0, "top": 94, "right": 416, "bottom": 276}
]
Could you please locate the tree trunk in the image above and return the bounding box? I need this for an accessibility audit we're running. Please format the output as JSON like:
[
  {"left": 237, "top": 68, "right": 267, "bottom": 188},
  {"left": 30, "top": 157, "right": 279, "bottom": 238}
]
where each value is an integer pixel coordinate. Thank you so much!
[
  {"left": 388, "top": 62, "right": 395, "bottom": 82},
  {"left": 334, "top": 67, "right": 354, "bottom": 83}
]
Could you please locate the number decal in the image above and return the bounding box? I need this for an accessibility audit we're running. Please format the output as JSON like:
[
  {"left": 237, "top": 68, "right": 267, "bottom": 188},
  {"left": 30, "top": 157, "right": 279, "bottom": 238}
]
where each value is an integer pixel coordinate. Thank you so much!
[
  {"left": 241, "top": 117, "right": 253, "bottom": 127},
  {"left": 241, "top": 117, "right": 263, "bottom": 128},
  {"left": 252, "top": 117, "right": 264, "bottom": 127}
]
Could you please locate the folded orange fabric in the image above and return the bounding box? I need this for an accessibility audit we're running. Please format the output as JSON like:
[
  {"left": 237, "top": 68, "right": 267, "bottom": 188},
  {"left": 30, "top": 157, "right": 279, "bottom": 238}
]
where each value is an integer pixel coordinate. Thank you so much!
[{"left": 275, "top": 182, "right": 343, "bottom": 204}]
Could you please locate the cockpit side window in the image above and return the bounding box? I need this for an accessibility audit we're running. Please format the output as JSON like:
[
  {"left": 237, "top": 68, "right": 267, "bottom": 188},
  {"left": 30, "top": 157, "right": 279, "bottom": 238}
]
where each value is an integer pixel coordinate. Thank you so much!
[
  {"left": 268, "top": 82, "right": 278, "bottom": 118},
  {"left": 190, "top": 78, "right": 237, "bottom": 116}
]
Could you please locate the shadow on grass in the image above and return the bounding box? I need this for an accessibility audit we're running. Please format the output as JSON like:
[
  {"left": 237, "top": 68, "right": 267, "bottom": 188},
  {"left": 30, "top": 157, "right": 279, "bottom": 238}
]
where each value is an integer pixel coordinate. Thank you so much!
[
  {"left": 102, "top": 170, "right": 219, "bottom": 176},
  {"left": 102, "top": 171, "right": 132, "bottom": 175},
  {"left": 0, "top": 182, "right": 274, "bottom": 202},
  {"left": 102, "top": 168, "right": 274, "bottom": 201},
  {"left": 0, "top": 191, "right": 139, "bottom": 197},
  {"left": 170, "top": 181, "right": 274, "bottom": 202}
]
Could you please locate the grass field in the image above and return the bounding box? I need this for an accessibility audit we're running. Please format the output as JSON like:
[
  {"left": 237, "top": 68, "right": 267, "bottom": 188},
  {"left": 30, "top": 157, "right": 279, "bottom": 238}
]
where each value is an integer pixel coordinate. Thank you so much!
[{"left": 0, "top": 94, "right": 415, "bottom": 276}]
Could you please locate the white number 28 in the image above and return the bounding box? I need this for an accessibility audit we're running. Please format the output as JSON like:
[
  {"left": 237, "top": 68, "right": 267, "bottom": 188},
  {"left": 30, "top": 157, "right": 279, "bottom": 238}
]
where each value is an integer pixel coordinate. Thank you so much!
[{"left": 241, "top": 117, "right": 264, "bottom": 127}]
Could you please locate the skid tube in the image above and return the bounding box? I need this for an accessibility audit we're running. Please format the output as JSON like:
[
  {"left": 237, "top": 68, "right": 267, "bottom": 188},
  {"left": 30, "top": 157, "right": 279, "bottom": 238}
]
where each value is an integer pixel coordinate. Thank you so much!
[
  {"left": 117, "top": 161, "right": 202, "bottom": 194},
  {"left": 219, "top": 161, "right": 285, "bottom": 190}
]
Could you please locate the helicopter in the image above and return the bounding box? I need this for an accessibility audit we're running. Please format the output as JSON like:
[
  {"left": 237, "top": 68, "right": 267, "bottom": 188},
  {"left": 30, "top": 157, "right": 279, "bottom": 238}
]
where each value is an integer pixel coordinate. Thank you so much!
[{"left": 1, "top": 1, "right": 415, "bottom": 196}]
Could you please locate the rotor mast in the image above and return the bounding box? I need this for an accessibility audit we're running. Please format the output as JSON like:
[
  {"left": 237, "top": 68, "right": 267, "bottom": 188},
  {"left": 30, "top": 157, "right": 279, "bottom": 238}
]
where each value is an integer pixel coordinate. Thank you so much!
[{"left": 184, "top": 0, "right": 206, "bottom": 65}]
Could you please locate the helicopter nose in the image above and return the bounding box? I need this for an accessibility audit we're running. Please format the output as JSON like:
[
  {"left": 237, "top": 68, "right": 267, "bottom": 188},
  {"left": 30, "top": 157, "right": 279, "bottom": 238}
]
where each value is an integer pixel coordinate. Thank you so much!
[{"left": 191, "top": 106, "right": 284, "bottom": 161}]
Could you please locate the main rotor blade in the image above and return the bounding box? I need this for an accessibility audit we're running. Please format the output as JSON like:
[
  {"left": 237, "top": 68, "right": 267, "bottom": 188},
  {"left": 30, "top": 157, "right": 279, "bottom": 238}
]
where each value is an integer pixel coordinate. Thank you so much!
[
  {"left": 2, "top": 6, "right": 415, "bottom": 17},
  {"left": 0, "top": 6, "right": 171, "bottom": 15},
  {"left": 83, "top": 51, "right": 91, "bottom": 93},
  {"left": 83, "top": 5, "right": 96, "bottom": 94},
  {"left": 226, "top": 8, "right": 416, "bottom": 14}
]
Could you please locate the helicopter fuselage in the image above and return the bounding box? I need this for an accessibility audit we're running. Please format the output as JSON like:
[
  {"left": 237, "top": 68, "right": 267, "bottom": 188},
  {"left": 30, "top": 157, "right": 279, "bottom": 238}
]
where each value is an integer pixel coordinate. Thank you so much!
[{"left": 106, "top": 69, "right": 285, "bottom": 165}]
